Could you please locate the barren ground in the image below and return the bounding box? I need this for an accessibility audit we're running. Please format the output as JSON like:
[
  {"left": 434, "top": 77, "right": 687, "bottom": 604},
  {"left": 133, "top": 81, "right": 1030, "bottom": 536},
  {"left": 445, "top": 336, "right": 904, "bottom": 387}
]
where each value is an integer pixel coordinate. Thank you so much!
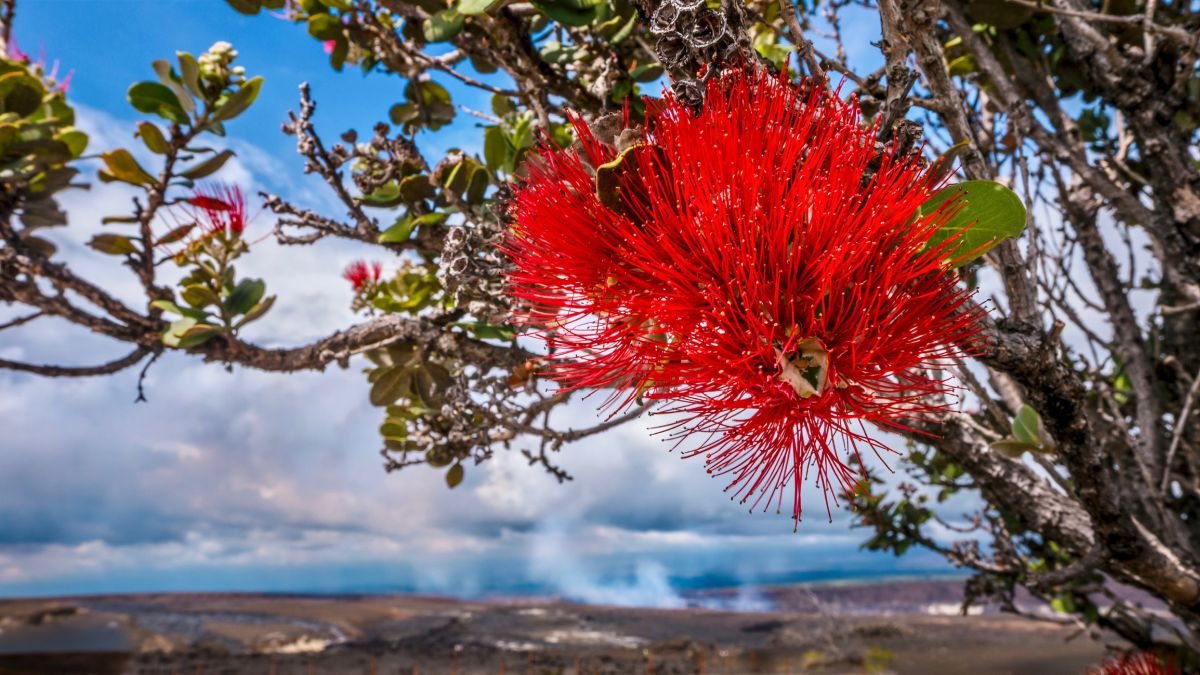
[{"left": 0, "top": 580, "right": 1106, "bottom": 674}]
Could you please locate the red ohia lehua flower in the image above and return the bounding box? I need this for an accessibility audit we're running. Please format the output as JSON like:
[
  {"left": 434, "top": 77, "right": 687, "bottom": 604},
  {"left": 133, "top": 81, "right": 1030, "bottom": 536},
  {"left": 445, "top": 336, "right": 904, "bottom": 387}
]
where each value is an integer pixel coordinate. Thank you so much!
[
  {"left": 185, "top": 183, "right": 247, "bottom": 237},
  {"left": 504, "top": 67, "right": 986, "bottom": 521},
  {"left": 343, "top": 260, "right": 383, "bottom": 291},
  {"left": 1090, "top": 652, "right": 1177, "bottom": 675}
]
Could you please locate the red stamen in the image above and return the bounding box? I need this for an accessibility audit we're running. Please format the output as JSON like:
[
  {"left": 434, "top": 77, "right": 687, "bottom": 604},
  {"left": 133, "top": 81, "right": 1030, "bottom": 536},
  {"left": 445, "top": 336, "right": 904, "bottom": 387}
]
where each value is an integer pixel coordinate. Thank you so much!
[{"left": 504, "top": 67, "right": 987, "bottom": 522}]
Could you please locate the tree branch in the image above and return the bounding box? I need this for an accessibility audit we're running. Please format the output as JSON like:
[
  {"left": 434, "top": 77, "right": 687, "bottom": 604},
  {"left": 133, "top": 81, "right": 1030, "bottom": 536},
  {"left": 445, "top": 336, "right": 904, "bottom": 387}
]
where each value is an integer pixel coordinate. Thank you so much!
[{"left": 0, "top": 347, "right": 150, "bottom": 377}]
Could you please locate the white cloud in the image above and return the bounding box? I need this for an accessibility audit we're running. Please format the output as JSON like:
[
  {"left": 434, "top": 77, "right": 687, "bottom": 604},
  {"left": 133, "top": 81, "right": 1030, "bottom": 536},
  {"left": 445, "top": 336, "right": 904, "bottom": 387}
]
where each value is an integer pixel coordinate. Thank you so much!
[{"left": 0, "top": 102, "right": 957, "bottom": 602}]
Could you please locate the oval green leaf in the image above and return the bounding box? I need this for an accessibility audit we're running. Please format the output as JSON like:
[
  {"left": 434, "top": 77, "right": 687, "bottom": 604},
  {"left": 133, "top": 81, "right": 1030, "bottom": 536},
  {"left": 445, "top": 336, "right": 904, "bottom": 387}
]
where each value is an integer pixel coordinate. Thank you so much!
[
  {"left": 212, "top": 77, "right": 263, "bottom": 123},
  {"left": 917, "top": 180, "right": 1026, "bottom": 268},
  {"left": 137, "top": 121, "right": 171, "bottom": 155},
  {"left": 423, "top": 9, "right": 464, "bottom": 42},
  {"left": 1011, "top": 404, "right": 1040, "bottom": 446},
  {"left": 182, "top": 149, "right": 235, "bottom": 179},
  {"left": 128, "top": 81, "right": 189, "bottom": 125},
  {"left": 446, "top": 463, "right": 464, "bottom": 488},
  {"left": 99, "top": 149, "right": 157, "bottom": 186}
]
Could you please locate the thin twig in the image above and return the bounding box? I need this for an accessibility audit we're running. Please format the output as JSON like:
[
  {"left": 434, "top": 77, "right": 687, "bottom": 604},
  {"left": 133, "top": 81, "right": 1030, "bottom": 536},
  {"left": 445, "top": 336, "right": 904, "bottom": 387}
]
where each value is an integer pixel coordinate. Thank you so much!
[
  {"left": 777, "top": 0, "right": 826, "bottom": 81},
  {"left": 1004, "top": 0, "right": 1192, "bottom": 44},
  {"left": 0, "top": 310, "right": 42, "bottom": 331},
  {"left": 1161, "top": 365, "right": 1200, "bottom": 494},
  {"left": 0, "top": 347, "right": 150, "bottom": 377}
]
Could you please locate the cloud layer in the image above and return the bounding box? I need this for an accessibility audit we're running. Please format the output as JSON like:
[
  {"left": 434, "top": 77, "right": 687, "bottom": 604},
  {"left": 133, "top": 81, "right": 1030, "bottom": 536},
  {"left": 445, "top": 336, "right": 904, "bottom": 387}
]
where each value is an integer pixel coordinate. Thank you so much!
[{"left": 0, "top": 61, "right": 958, "bottom": 604}]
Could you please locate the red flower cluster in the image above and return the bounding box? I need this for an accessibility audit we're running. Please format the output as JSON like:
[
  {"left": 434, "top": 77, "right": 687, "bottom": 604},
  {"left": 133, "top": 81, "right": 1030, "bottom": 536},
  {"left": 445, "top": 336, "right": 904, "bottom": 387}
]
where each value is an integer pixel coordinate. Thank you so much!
[
  {"left": 343, "top": 260, "right": 382, "bottom": 291},
  {"left": 186, "top": 184, "right": 247, "bottom": 237},
  {"left": 6, "top": 38, "right": 73, "bottom": 93},
  {"left": 1090, "top": 652, "right": 1177, "bottom": 675},
  {"left": 505, "top": 67, "right": 985, "bottom": 520}
]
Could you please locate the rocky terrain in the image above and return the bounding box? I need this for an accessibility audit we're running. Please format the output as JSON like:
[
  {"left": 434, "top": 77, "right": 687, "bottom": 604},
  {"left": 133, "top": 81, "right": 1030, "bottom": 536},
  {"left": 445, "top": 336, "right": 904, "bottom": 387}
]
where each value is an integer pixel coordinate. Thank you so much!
[{"left": 0, "top": 580, "right": 1107, "bottom": 674}]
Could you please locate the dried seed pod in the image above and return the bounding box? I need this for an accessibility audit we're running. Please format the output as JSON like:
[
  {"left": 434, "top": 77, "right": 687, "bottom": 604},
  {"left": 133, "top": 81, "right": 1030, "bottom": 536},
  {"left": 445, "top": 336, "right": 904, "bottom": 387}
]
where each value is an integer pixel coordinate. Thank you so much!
[
  {"left": 671, "top": 79, "right": 705, "bottom": 108},
  {"left": 688, "top": 11, "right": 727, "bottom": 49},
  {"left": 649, "top": 3, "right": 682, "bottom": 34},
  {"left": 655, "top": 33, "right": 691, "bottom": 70}
]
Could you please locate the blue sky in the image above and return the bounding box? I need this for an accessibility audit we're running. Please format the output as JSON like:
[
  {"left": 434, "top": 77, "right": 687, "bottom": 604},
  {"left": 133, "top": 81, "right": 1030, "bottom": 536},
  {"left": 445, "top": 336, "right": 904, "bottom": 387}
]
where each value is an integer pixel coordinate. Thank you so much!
[{"left": 0, "top": 0, "right": 961, "bottom": 602}]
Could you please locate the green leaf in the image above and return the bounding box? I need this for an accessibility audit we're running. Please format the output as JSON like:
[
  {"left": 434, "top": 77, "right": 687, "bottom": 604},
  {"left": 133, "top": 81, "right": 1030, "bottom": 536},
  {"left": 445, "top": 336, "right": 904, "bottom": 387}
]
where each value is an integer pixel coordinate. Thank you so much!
[
  {"left": 379, "top": 212, "right": 447, "bottom": 243},
  {"left": 947, "top": 54, "right": 977, "bottom": 77},
  {"left": 20, "top": 197, "right": 68, "bottom": 227},
  {"left": 925, "top": 140, "right": 971, "bottom": 185},
  {"left": 369, "top": 367, "right": 412, "bottom": 407},
  {"left": 0, "top": 71, "right": 46, "bottom": 117},
  {"left": 379, "top": 422, "right": 408, "bottom": 440},
  {"left": 426, "top": 449, "right": 453, "bottom": 468},
  {"left": 465, "top": 166, "right": 489, "bottom": 204},
  {"left": 966, "top": 0, "right": 1032, "bottom": 29},
  {"left": 490, "top": 94, "right": 515, "bottom": 117},
  {"left": 391, "top": 81, "right": 456, "bottom": 132},
  {"left": 54, "top": 128, "right": 89, "bottom": 158},
  {"left": 128, "top": 81, "right": 189, "bottom": 125},
  {"left": 469, "top": 53, "right": 498, "bottom": 74},
  {"left": 1012, "top": 404, "right": 1041, "bottom": 445},
  {"left": 234, "top": 295, "right": 276, "bottom": 328},
  {"left": 99, "top": 149, "right": 156, "bottom": 186},
  {"left": 102, "top": 215, "right": 140, "bottom": 225},
  {"left": 607, "top": 12, "right": 638, "bottom": 43},
  {"left": 177, "top": 52, "right": 203, "bottom": 98},
  {"left": 629, "top": 62, "right": 664, "bottom": 82},
  {"left": 457, "top": 0, "right": 501, "bottom": 14},
  {"left": 1049, "top": 594, "right": 1075, "bottom": 614},
  {"left": 917, "top": 180, "right": 1026, "bottom": 268},
  {"left": 161, "top": 317, "right": 196, "bottom": 348},
  {"left": 329, "top": 37, "right": 350, "bottom": 71},
  {"left": 151, "top": 300, "right": 210, "bottom": 322},
  {"left": 181, "top": 284, "right": 221, "bottom": 308},
  {"left": 359, "top": 182, "right": 404, "bottom": 208},
  {"left": 595, "top": 143, "right": 662, "bottom": 214},
  {"left": 380, "top": 215, "right": 418, "bottom": 244},
  {"left": 212, "top": 76, "right": 263, "bottom": 123},
  {"left": 156, "top": 223, "right": 194, "bottom": 246},
  {"left": 225, "top": 0, "right": 263, "bottom": 14},
  {"left": 181, "top": 149, "right": 235, "bottom": 179},
  {"left": 19, "top": 235, "right": 54, "bottom": 257},
  {"left": 483, "top": 126, "right": 508, "bottom": 172},
  {"left": 307, "top": 13, "right": 343, "bottom": 39},
  {"left": 529, "top": 0, "right": 600, "bottom": 25},
  {"left": 423, "top": 9, "right": 464, "bottom": 42},
  {"left": 559, "top": 0, "right": 604, "bottom": 9},
  {"left": 445, "top": 463, "right": 464, "bottom": 488},
  {"left": 539, "top": 41, "right": 578, "bottom": 65},
  {"left": 319, "top": 0, "right": 352, "bottom": 9},
  {"left": 136, "top": 121, "right": 171, "bottom": 155},
  {"left": 87, "top": 230, "right": 138, "bottom": 252},
  {"left": 225, "top": 277, "right": 266, "bottom": 316},
  {"left": 398, "top": 174, "right": 437, "bottom": 203},
  {"left": 162, "top": 317, "right": 221, "bottom": 348},
  {"left": 458, "top": 320, "right": 516, "bottom": 341},
  {"left": 177, "top": 324, "right": 222, "bottom": 348},
  {"left": 151, "top": 299, "right": 184, "bottom": 315},
  {"left": 990, "top": 439, "right": 1037, "bottom": 458},
  {"left": 443, "top": 156, "right": 482, "bottom": 196},
  {"left": 152, "top": 59, "right": 196, "bottom": 113}
]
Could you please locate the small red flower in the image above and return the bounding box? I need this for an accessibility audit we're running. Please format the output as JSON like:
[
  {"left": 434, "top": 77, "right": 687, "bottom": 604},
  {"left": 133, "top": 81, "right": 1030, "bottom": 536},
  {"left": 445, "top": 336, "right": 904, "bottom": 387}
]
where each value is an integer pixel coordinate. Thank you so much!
[
  {"left": 1090, "top": 652, "right": 1177, "bottom": 675},
  {"left": 504, "top": 67, "right": 985, "bottom": 521},
  {"left": 343, "top": 260, "right": 382, "bottom": 291},
  {"left": 5, "top": 36, "right": 29, "bottom": 63},
  {"left": 186, "top": 183, "right": 247, "bottom": 237}
]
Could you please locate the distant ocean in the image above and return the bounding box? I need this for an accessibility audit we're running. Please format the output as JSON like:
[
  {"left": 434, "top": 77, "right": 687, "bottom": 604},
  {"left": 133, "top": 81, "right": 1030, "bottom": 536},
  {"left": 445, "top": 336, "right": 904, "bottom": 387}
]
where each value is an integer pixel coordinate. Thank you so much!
[{"left": 1, "top": 533, "right": 972, "bottom": 609}]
